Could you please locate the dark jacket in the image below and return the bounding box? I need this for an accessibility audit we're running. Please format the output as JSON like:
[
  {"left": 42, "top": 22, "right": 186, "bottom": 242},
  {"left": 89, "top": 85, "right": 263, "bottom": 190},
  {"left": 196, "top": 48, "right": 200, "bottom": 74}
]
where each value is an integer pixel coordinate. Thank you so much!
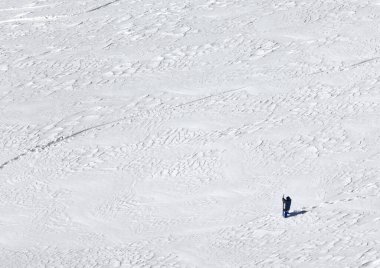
[{"left": 282, "top": 197, "right": 291, "bottom": 211}]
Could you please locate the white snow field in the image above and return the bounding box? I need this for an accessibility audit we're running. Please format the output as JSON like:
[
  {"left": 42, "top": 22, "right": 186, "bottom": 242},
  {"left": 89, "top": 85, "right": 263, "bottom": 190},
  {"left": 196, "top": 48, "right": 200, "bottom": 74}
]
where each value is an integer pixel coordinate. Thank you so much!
[{"left": 1, "top": 0, "right": 380, "bottom": 267}]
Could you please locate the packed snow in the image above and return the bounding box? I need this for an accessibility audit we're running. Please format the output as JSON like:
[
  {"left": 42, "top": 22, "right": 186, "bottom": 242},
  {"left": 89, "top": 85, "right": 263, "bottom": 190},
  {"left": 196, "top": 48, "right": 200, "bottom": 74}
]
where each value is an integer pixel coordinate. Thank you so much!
[{"left": 0, "top": 0, "right": 380, "bottom": 267}]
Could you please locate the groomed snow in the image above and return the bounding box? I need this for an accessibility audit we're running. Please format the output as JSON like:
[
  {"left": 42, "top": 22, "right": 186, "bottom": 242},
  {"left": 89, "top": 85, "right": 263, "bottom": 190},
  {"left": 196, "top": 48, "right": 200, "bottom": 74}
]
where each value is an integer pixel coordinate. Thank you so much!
[{"left": 0, "top": 0, "right": 380, "bottom": 267}]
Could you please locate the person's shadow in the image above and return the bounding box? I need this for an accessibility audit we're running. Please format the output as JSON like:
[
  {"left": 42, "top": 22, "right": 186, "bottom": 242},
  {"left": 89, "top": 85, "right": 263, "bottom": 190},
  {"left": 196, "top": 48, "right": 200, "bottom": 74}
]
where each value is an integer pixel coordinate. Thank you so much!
[{"left": 287, "top": 210, "right": 307, "bottom": 218}]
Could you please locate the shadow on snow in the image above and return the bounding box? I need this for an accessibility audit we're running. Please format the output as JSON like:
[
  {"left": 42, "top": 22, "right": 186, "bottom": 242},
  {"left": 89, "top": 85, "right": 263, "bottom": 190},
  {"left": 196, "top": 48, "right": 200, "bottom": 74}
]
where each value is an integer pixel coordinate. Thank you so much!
[{"left": 287, "top": 210, "right": 307, "bottom": 218}]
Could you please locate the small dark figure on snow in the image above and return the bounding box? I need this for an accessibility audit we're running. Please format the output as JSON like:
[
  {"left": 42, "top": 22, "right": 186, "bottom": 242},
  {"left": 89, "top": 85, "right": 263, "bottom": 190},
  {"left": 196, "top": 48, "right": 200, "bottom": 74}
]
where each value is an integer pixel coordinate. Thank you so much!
[{"left": 282, "top": 195, "right": 291, "bottom": 218}]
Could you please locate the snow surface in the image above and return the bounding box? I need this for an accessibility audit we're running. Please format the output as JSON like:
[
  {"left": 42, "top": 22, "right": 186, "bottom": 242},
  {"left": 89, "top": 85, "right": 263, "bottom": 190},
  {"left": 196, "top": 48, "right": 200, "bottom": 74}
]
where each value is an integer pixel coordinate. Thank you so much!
[{"left": 1, "top": 0, "right": 380, "bottom": 267}]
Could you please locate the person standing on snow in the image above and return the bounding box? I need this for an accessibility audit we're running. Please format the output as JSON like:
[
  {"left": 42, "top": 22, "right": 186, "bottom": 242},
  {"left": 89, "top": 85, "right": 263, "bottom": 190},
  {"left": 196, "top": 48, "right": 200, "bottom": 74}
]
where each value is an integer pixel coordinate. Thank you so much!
[{"left": 282, "top": 195, "right": 291, "bottom": 218}]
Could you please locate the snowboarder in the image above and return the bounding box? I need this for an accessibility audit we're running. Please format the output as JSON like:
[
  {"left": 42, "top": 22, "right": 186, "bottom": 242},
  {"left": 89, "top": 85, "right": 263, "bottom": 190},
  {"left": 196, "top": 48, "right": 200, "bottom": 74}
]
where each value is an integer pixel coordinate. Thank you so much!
[{"left": 282, "top": 195, "right": 291, "bottom": 218}]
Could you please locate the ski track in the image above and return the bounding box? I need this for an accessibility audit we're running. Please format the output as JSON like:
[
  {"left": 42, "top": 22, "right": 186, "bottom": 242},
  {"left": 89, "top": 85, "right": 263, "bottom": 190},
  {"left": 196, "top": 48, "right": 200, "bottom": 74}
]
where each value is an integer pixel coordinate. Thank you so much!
[
  {"left": 87, "top": 0, "right": 123, "bottom": 13},
  {"left": 0, "top": 0, "right": 380, "bottom": 267}
]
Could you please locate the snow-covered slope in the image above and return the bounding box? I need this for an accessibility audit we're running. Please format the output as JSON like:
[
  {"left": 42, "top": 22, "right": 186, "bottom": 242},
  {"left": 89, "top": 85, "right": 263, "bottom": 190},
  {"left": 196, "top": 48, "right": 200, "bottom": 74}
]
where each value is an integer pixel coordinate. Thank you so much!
[{"left": 1, "top": 0, "right": 380, "bottom": 267}]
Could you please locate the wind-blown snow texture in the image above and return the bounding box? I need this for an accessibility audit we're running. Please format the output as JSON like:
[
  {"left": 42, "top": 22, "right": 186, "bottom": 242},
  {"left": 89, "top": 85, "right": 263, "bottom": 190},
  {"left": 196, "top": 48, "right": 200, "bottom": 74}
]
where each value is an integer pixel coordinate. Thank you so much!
[{"left": 1, "top": 0, "right": 380, "bottom": 267}]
